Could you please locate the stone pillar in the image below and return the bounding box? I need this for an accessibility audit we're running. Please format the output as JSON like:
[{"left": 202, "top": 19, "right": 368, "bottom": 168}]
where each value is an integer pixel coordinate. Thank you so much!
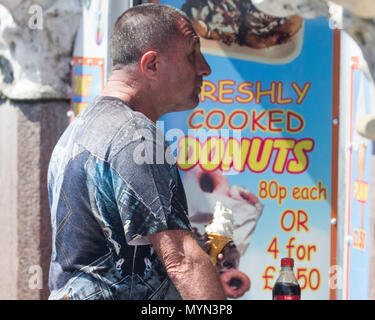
[
  {"left": 0, "top": 99, "right": 70, "bottom": 299},
  {"left": 0, "top": 99, "right": 18, "bottom": 299},
  {"left": 0, "top": 0, "right": 81, "bottom": 299}
]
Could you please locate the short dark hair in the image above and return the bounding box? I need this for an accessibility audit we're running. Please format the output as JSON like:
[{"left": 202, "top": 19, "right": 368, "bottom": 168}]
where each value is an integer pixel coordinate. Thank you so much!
[{"left": 110, "top": 3, "right": 190, "bottom": 67}]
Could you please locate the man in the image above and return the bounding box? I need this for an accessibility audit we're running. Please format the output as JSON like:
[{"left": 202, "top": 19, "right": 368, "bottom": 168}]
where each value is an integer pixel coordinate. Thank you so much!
[{"left": 47, "top": 4, "right": 226, "bottom": 300}]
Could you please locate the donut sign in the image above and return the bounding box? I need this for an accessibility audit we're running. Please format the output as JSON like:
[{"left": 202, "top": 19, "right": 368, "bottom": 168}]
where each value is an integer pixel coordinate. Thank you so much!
[{"left": 158, "top": 0, "right": 339, "bottom": 300}]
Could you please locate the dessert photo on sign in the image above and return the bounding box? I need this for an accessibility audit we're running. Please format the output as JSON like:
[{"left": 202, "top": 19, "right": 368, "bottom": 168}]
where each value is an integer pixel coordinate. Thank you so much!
[
  {"left": 182, "top": 0, "right": 305, "bottom": 64},
  {"left": 184, "top": 166, "right": 264, "bottom": 299}
]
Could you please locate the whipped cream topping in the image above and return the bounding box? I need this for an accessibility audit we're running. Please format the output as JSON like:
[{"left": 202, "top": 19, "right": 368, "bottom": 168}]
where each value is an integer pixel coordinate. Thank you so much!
[{"left": 205, "top": 201, "right": 234, "bottom": 238}]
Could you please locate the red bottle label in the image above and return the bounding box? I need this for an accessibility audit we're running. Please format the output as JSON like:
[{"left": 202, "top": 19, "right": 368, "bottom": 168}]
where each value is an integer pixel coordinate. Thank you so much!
[{"left": 273, "top": 295, "right": 300, "bottom": 300}]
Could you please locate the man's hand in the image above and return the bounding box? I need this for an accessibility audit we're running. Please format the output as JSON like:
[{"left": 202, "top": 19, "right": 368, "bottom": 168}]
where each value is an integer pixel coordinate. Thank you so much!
[
  {"left": 148, "top": 229, "right": 227, "bottom": 300},
  {"left": 192, "top": 228, "right": 238, "bottom": 272},
  {"left": 203, "top": 240, "right": 240, "bottom": 271},
  {"left": 194, "top": 231, "right": 250, "bottom": 299},
  {"left": 201, "top": 240, "right": 224, "bottom": 268}
]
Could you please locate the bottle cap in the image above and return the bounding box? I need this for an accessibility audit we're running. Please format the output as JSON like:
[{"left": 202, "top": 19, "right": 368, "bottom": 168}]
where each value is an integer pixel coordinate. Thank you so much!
[{"left": 281, "top": 258, "right": 294, "bottom": 267}]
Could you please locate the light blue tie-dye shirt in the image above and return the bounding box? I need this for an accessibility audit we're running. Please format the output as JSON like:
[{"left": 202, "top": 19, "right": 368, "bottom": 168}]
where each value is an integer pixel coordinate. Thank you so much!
[{"left": 47, "top": 96, "right": 191, "bottom": 300}]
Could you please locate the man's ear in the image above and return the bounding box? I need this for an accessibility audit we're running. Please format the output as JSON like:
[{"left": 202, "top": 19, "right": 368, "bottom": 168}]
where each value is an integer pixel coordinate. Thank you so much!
[{"left": 140, "top": 51, "right": 160, "bottom": 80}]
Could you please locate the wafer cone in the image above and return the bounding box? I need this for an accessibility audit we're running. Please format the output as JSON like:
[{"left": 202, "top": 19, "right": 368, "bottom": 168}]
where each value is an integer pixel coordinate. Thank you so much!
[{"left": 207, "top": 233, "right": 230, "bottom": 265}]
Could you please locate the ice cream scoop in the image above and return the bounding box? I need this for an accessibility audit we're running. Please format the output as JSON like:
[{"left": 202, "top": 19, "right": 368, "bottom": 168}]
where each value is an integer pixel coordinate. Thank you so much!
[{"left": 205, "top": 201, "right": 234, "bottom": 238}]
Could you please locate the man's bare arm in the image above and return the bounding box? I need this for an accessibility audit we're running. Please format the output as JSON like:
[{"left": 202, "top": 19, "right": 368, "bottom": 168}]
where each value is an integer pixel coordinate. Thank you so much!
[{"left": 148, "top": 229, "right": 226, "bottom": 300}]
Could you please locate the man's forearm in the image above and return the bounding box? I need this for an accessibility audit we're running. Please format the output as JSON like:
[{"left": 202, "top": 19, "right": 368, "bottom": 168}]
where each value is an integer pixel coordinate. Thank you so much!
[
  {"left": 148, "top": 229, "right": 226, "bottom": 300},
  {"left": 166, "top": 238, "right": 226, "bottom": 300}
]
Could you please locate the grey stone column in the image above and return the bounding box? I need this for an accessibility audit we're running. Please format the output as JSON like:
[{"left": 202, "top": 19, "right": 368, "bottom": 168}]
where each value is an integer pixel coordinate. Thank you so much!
[
  {"left": 0, "top": 0, "right": 81, "bottom": 299},
  {"left": 0, "top": 99, "right": 70, "bottom": 299}
]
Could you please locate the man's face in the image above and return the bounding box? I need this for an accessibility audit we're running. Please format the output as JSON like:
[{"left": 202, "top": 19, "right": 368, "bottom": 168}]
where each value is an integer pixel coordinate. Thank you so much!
[{"left": 160, "top": 19, "right": 211, "bottom": 112}]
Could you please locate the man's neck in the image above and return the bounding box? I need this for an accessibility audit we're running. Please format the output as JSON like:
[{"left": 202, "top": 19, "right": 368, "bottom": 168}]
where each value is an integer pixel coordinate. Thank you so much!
[{"left": 100, "top": 68, "right": 160, "bottom": 123}]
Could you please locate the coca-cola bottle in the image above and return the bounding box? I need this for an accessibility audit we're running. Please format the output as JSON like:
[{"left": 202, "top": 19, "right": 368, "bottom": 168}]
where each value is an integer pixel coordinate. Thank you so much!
[{"left": 272, "top": 257, "right": 301, "bottom": 300}]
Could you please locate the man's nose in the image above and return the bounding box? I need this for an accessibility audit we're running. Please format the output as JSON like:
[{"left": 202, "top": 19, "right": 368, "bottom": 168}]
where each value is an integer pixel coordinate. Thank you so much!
[{"left": 197, "top": 53, "right": 211, "bottom": 77}]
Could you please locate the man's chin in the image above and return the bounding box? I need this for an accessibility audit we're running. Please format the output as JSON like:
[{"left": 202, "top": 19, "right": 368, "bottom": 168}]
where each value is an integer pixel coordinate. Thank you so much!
[
  {"left": 176, "top": 97, "right": 200, "bottom": 112},
  {"left": 190, "top": 95, "right": 201, "bottom": 108}
]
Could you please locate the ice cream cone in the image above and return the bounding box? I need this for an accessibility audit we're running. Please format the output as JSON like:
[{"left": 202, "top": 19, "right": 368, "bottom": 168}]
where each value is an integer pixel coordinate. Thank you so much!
[{"left": 207, "top": 233, "right": 231, "bottom": 265}]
